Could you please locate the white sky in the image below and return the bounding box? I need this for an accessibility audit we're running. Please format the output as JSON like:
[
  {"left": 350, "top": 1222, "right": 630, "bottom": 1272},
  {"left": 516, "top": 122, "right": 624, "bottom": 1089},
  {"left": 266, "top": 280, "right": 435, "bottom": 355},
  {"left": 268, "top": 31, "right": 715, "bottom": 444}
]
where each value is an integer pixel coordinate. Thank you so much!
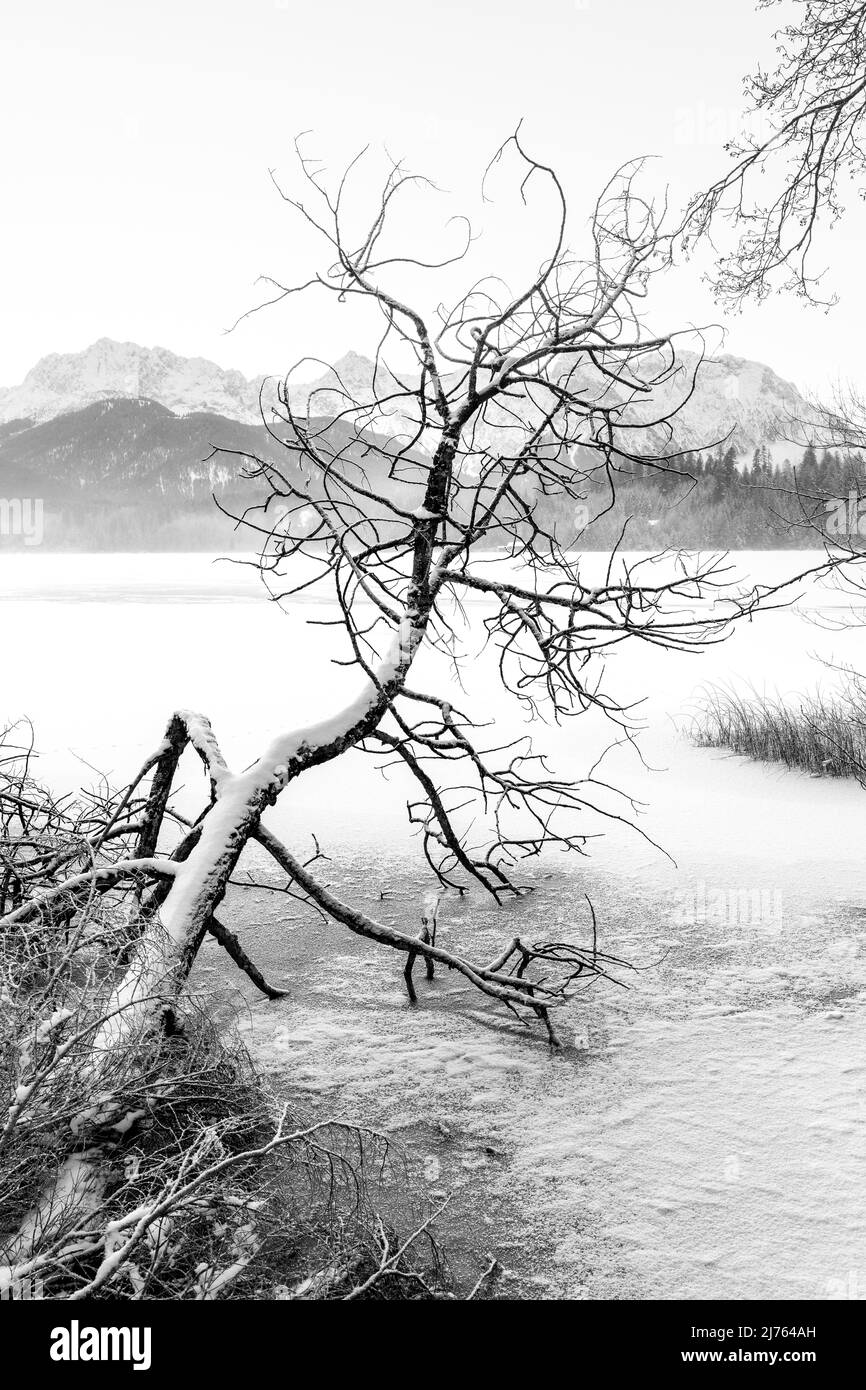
[{"left": 3, "top": 0, "right": 864, "bottom": 394}]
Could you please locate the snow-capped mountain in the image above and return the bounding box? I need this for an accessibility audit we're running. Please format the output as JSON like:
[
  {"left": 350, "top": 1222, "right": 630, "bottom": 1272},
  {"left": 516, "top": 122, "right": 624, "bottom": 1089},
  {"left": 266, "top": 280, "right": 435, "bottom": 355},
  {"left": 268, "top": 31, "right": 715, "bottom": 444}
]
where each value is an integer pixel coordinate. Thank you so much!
[
  {"left": 0, "top": 340, "right": 828, "bottom": 551},
  {"left": 0, "top": 339, "right": 813, "bottom": 459},
  {"left": 288, "top": 349, "right": 812, "bottom": 460},
  {"left": 0, "top": 339, "right": 266, "bottom": 426},
  {"left": 645, "top": 352, "right": 809, "bottom": 459},
  {"left": 286, "top": 350, "right": 409, "bottom": 426}
]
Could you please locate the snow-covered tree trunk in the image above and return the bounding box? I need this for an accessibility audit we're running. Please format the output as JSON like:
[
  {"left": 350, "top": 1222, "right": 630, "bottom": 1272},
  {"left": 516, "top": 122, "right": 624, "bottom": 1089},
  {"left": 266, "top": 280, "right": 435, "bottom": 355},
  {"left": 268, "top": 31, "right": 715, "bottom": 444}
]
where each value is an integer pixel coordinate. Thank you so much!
[{"left": 92, "top": 620, "right": 426, "bottom": 1056}]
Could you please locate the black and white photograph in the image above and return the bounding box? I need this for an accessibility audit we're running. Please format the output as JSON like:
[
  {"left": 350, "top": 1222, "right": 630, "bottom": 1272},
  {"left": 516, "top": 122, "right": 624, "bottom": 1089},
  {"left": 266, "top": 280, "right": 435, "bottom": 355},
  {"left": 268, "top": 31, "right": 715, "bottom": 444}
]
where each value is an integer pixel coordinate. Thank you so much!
[{"left": 1, "top": 0, "right": 865, "bottom": 1360}]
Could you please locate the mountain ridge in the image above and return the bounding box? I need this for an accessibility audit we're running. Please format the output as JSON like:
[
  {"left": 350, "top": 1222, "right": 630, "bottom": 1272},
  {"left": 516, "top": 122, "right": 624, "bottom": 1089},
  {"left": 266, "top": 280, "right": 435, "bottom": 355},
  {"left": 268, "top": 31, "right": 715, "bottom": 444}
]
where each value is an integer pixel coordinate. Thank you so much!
[
  {"left": 0, "top": 339, "right": 265, "bottom": 427},
  {"left": 0, "top": 338, "right": 812, "bottom": 460}
]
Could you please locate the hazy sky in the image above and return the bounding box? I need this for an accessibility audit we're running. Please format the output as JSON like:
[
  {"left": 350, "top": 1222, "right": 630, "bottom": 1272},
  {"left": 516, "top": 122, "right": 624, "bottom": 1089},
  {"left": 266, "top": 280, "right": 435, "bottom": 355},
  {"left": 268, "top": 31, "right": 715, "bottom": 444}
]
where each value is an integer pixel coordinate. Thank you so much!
[{"left": 3, "top": 0, "right": 864, "bottom": 393}]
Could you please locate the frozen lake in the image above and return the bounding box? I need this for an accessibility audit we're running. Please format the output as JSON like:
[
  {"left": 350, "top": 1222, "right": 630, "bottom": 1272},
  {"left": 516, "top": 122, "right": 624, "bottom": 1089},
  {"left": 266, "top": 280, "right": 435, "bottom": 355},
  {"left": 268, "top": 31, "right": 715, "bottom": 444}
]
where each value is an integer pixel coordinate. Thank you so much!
[{"left": 2, "top": 550, "right": 865, "bottom": 1298}]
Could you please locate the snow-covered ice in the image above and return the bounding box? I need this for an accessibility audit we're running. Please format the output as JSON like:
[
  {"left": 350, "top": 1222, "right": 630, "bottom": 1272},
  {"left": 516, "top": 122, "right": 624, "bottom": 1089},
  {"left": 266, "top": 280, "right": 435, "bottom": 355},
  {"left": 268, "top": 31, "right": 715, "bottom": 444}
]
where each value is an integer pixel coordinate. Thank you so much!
[{"left": 2, "top": 549, "right": 865, "bottom": 1297}]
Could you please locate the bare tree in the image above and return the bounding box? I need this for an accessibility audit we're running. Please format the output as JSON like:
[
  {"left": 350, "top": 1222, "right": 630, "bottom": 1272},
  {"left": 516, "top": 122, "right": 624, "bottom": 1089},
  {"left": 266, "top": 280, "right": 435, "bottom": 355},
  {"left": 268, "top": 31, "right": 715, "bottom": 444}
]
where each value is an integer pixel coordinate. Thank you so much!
[
  {"left": 4, "top": 131, "right": 846, "bottom": 1276},
  {"left": 679, "top": 2, "right": 866, "bottom": 571},
  {"left": 2, "top": 135, "right": 820, "bottom": 1059},
  {"left": 761, "top": 381, "right": 866, "bottom": 564},
  {"left": 2, "top": 134, "right": 815, "bottom": 1067},
  {"left": 686, "top": 0, "right": 866, "bottom": 307}
]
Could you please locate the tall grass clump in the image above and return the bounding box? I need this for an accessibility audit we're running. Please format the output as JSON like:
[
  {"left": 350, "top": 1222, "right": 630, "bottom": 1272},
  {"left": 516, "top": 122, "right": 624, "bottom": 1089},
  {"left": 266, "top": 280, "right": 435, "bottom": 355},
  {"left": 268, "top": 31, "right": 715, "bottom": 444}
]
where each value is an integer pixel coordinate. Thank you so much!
[{"left": 691, "top": 672, "right": 866, "bottom": 780}]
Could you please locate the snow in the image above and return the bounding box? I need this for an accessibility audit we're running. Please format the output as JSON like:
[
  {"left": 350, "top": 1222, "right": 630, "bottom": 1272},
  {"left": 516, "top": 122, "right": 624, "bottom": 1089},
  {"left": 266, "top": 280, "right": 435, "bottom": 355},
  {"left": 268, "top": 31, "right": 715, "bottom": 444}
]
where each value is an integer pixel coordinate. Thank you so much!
[
  {"left": 3, "top": 550, "right": 866, "bottom": 1296},
  {"left": 34, "top": 1008, "right": 73, "bottom": 1045},
  {"left": 111, "top": 1108, "right": 147, "bottom": 1136},
  {"left": 0, "top": 339, "right": 264, "bottom": 426},
  {"left": 10, "top": 1152, "right": 107, "bottom": 1261},
  {"left": 159, "top": 602, "right": 421, "bottom": 955},
  {"left": 235, "top": 851, "right": 866, "bottom": 1299},
  {"left": 174, "top": 709, "right": 229, "bottom": 785},
  {"left": 0, "top": 340, "right": 811, "bottom": 468},
  {"left": 3, "top": 858, "right": 177, "bottom": 930}
]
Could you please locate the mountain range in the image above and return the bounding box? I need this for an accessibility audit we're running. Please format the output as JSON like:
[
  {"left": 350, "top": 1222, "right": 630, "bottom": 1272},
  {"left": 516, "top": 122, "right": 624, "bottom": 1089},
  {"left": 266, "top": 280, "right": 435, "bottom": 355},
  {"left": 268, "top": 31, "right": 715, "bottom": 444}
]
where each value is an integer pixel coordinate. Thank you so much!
[
  {"left": 0, "top": 337, "right": 813, "bottom": 452},
  {"left": 0, "top": 339, "right": 265, "bottom": 428},
  {"left": 0, "top": 338, "right": 818, "bottom": 549}
]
